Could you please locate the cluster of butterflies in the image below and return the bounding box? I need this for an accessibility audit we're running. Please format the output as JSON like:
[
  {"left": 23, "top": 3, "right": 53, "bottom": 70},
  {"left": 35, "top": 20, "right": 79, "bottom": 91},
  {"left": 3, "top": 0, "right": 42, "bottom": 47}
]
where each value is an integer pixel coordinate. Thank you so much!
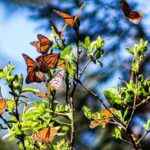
[
  {"left": 22, "top": 0, "right": 142, "bottom": 84},
  {"left": 22, "top": 34, "right": 65, "bottom": 84}
]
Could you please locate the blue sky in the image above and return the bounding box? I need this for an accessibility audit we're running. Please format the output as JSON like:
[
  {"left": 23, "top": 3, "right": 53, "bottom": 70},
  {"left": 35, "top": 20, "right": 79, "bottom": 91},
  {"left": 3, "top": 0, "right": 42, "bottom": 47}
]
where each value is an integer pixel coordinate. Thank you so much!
[{"left": 0, "top": 3, "right": 48, "bottom": 74}]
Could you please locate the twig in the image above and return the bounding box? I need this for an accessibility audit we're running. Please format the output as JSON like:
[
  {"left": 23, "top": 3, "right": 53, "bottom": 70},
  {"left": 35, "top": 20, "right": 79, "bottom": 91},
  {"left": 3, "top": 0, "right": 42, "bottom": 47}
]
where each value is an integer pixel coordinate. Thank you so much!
[
  {"left": 126, "top": 78, "right": 138, "bottom": 131},
  {"left": 79, "top": 59, "right": 91, "bottom": 78},
  {"left": 135, "top": 96, "right": 150, "bottom": 108},
  {"left": 136, "top": 130, "right": 150, "bottom": 144},
  {"left": 0, "top": 115, "right": 11, "bottom": 128}
]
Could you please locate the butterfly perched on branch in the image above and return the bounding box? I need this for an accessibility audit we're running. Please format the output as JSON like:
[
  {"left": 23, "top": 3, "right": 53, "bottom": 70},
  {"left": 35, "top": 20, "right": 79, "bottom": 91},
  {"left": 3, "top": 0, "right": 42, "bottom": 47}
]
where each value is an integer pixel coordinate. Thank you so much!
[
  {"left": 89, "top": 108, "right": 116, "bottom": 128},
  {"left": 32, "top": 126, "right": 60, "bottom": 143},
  {"left": 30, "top": 34, "right": 53, "bottom": 54},
  {"left": 22, "top": 53, "right": 60, "bottom": 83},
  {"left": 121, "top": 0, "right": 142, "bottom": 24},
  {"left": 0, "top": 89, "right": 6, "bottom": 115}
]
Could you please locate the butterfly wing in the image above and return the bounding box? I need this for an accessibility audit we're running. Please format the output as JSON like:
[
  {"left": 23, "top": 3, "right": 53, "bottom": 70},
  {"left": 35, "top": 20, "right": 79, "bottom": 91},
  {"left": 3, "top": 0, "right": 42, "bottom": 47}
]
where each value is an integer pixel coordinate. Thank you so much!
[
  {"left": 22, "top": 53, "right": 45, "bottom": 83},
  {"left": 0, "top": 98, "right": 6, "bottom": 114},
  {"left": 32, "top": 127, "right": 59, "bottom": 143},
  {"left": 54, "top": 10, "right": 76, "bottom": 27},
  {"left": 37, "top": 34, "right": 53, "bottom": 54},
  {"left": 31, "top": 34, "right": 52, "bottom": 54},
  {"left": 49, "top": 70, "right": 65, "bottom": 90},
  {"left": 121, "top": 1, "right": 142, "bottom": 24},
  {"left": 36, "top": 53, "right": 60, "bottom": 72},
  {"left": 30, "top": 41, "right": 41, "bottom": 52},
  {"left": 121, "top": 0, "right": 131, "bottom": 17},
  {"left": 128, "top": 11, "right": 142, "bottom": 24}
]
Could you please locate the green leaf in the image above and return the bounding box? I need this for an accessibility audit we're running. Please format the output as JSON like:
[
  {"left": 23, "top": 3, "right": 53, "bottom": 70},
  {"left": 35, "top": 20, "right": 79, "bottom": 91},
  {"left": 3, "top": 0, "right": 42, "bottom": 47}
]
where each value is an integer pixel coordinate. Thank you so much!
[
  {"left": 82, "top": 106, "right": 92, "bottom": 119},
  {"left": 104, "top": 88, "right": 122, "bottom": 105},
  {"left": 60, "top": 46, "right": 76, "bottom": 76},
  {"left": 0, "top": 64, "right": 15, "bottom": 82},
  {"left": 82, "top": 36, "right": 91, "bottom": 50},
  {"left": 113, "top": 127, "right": 122, "bottom": 139},
  {"left": 127, "top": 39, "right": 148, "bottom": 56},
  {"left": 144, "top": 120, "right": 150, "bottom": 131}
]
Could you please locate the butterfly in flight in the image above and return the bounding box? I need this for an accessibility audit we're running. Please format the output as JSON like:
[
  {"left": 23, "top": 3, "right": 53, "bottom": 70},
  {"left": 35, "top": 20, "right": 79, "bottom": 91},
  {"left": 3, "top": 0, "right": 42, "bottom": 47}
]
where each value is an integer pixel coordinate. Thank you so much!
[
  {"left": 121, "top": 0, "right": 142, "bottom": 24},
  {"left": 54, "top": 10, "right": 80, "bottom": 29},
  {"left": 22, "top": 53, "right": 60, "bottom": 83},
  {"left": 32, "top": 127, "right": 60, "bottom": 143},
  {"left": 30, "top": 34, "right": 53, "bottom": 54}
]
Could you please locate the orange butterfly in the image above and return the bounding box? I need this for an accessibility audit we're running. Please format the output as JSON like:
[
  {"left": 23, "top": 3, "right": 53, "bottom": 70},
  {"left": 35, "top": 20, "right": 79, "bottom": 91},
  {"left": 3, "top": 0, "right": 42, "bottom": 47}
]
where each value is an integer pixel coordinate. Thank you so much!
[
  {"left": 0, "top": 98, "right": 6, "bottom": 115},
  {"left": 89, "top": 108, "right": 116, "bottom": 128},
  {"left": 36, "top": 53, "right": 60, "bottom": 72},
  {"left": 32, "top": 127, "right": 60, "bottom": 143},
  {"left": 54, "top": 10, "right": 79, "bottom": 28},
  {"left": 30, "top": 34, "right": 53, "bottom": 54},
  {"left": 121, "top": 0, "right": 142, "bottom": 24},
  {"left": 22, "top": 53, "right": 59, "bottom": 83},
  {"left": 22, "top": 54, "right": 46, "bottom": 83}
]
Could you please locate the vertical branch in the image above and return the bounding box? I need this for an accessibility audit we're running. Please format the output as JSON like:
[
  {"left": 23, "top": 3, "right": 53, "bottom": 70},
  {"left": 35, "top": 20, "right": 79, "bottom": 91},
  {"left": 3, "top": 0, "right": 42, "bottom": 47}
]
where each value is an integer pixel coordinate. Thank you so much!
[
  {"left": 65, "top": 71, "right": 69, "bottom": 104},
  {"left": 69, "top": 26, "right": 80, "bottom": 149}
]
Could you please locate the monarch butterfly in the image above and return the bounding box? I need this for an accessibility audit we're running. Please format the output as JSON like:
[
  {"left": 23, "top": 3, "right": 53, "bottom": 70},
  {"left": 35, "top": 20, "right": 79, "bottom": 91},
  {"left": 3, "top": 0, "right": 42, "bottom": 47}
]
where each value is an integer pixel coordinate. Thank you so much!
[
  {"left": 36, "top": 53, "right": 60, "bottom": 72},
  {"left": 54, "top": 10, "right": 79, "bottom": 28},
  {"left": 121, "top": 0, "right": 142, "bottom": 24},
  {"left": 49, "top": 70, "right": 65, "bottom": 90},
  {"left": 22, "top": 53, "right": 59, "bottom": 83},
  {"left": 89, "top": 108, "right": 116, "bottom": 128},
  {"left": 0, "top": 89, "right": 6, "bottom": 115},
  {"left": 30, "top": 34, "right": 53, "bottom": 54},
  {"left": 32, "top": 127, "right": 60, "bottom": 143},
  {"left": 22, "top": 54, "right": 46, "bottom": 83},
  {"left": 0, "top": 98, "right": 6, "bottom": 115}
]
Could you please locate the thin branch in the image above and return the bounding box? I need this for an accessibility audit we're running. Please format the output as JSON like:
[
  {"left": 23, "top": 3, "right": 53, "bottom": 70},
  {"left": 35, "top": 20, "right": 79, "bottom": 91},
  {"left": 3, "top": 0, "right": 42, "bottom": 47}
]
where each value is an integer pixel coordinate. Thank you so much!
[
  {"left": 79, "top": 59, "right": 91, "bottom": 78},
  {"left": 136, "top": 130, "right": 150, "bottom": 144},
  {"left": 135, "top": 96, "right": 150, "bottom": 108},
  {"left": 0, "top": 115, "right": 11, "bottom": 128},
  {"left": 76, "top": 79, "right": 126, "bottom": 130}
]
